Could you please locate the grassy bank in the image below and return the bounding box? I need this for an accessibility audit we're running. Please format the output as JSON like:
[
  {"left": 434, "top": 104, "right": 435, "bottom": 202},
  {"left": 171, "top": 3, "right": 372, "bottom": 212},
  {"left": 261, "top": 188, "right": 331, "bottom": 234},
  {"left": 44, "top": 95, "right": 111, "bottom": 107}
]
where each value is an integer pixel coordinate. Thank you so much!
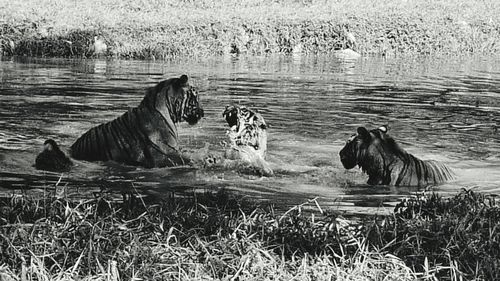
[
  {"left": 0, "top": 189, "right": 499, "bottom": 280},
  {"left": 1, "top": 0, "right": 499, "bottom": 59}
]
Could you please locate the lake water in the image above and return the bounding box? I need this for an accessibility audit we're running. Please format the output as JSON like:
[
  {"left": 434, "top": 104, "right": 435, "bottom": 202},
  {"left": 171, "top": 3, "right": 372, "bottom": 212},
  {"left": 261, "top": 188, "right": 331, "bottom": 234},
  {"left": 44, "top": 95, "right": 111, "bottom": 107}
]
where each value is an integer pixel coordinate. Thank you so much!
[{"left": 1, "top": 55, "right": 499, "bottom": 215}]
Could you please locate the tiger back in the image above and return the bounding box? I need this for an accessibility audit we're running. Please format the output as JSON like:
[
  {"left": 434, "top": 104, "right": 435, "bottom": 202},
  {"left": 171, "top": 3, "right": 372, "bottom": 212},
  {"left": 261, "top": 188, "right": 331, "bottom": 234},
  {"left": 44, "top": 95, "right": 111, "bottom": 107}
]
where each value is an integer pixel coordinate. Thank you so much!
[{"left": 389, "top": 153, "right": 455, "bottom": 187}]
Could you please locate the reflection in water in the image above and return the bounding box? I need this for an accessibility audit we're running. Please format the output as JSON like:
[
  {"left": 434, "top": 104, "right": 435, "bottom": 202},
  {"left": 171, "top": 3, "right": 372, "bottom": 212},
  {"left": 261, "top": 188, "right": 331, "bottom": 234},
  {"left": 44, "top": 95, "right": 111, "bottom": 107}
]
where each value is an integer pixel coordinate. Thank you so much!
[{"left": 0, "top": 55, "right": 499, "bottom": 215}]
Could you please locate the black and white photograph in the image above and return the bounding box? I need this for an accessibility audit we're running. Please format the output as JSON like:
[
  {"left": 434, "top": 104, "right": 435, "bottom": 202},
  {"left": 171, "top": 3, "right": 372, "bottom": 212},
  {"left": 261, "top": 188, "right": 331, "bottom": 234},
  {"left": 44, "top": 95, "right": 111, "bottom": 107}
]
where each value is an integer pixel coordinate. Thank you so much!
[{"left": 0, "top": 0, "right": 499, "bottom": 279}]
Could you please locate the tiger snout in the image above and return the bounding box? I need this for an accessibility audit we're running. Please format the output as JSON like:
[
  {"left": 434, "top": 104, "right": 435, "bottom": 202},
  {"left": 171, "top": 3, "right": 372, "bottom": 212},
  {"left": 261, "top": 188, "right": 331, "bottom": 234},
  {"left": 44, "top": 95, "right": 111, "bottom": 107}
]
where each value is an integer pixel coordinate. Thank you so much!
[
  {"left": 184, "top": 107, "right": 204, "bottom": 125},
  {"left": 339, "top": 149, "right": 357, "bottom": 169}
]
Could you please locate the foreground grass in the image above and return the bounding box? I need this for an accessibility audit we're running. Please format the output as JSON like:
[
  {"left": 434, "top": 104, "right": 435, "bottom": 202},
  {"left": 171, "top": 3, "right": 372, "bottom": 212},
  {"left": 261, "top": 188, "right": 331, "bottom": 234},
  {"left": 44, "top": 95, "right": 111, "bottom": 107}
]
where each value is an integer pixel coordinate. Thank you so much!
[
  {"left": 0, "top": 188, "right": 499, "bottom": 280},
  {"left": 368, "top": 189, "right": 500, "bottom": 280},
  {"left": 0, "top": 0, "right": 499, "bottom": 59},
  {"left": 0, "top": 190, "right": 416, "bottom": 280}
]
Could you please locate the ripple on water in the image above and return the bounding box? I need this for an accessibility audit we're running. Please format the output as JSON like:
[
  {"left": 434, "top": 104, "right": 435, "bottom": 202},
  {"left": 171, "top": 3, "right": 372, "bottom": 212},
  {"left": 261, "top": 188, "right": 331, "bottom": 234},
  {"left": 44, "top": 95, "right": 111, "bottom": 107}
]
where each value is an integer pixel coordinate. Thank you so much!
[{"left": 1, "top": 55, "right": 500, "bottom": 215}]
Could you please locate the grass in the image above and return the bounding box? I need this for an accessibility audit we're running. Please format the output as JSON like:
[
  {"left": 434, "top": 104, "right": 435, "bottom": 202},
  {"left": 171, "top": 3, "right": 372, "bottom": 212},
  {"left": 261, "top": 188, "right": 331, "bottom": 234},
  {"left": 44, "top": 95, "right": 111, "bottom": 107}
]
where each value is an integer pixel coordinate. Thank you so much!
[
  {"left": 0, "top": 188, "right": 499, "bottom": 280},
  {"left": 367, "top": 189, "right": 500, "bottom": 280},
  {"left": 0, "top": 0, "right": 499, "bottom": 59},
  {"left": 0, "top": 189, "right": 414, "bottom": 280}
]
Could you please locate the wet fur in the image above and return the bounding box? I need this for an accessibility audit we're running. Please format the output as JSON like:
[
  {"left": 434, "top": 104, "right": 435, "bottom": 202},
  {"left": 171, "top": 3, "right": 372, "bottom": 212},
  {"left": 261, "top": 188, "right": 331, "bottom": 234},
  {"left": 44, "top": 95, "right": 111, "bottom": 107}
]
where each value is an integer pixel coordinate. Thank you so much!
[
  {"left": 339, "top": 126, "right": 454, "bottom": 187},
  {"left": 70, "top": 75, "right": 203, "bottom": 168},
  {"left": 223, "top": 105, "right": 273, "bottom": 176},
  {"left": 36, "top": 139, "right": 73, "bottom": 172}
]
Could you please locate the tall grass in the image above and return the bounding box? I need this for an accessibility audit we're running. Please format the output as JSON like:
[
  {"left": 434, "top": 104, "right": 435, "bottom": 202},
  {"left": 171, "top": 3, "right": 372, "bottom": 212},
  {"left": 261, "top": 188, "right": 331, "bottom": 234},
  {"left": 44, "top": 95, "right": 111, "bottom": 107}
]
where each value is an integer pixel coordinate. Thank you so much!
[
  {"left": 0, "top": 190, "right": 415, "bottom": 280},
  {"left": 0, "top": 0, "right": 499, "bottom": 58},
  {"left": 367, "top": 189, "right": 500, "bottom": 280},
  {"left": 1, "top": 188, "right": 499, "bottom": 280}
]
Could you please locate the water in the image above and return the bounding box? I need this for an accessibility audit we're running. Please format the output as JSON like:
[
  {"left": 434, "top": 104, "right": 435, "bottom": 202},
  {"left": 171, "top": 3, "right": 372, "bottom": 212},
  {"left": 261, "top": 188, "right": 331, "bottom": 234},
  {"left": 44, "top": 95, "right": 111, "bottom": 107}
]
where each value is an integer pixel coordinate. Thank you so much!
[{"left": 1, "top": 55, "right": 499, "bottom": 215}]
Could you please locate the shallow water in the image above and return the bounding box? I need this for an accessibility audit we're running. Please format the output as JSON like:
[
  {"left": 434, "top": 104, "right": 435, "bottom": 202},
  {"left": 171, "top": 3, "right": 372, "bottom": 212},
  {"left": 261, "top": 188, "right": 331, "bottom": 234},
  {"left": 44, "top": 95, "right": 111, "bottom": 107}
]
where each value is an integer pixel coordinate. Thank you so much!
[{"left": 1, "top": 55, "right": 499, "bottom": 215}]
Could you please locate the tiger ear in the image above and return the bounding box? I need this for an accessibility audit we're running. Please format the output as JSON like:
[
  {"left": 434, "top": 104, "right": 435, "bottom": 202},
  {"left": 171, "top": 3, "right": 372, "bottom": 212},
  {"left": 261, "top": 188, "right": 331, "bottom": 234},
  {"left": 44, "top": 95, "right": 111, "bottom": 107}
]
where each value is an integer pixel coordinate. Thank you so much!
[
  {"left": 357, "top": 127, "right": 371, "bottom": 140},
  {"left": 257, "top": 117, "right": 267, "bottom": 130},
  {"left": 179, "top": 75, "right": 188, "bottom": 84},
  {"left": 378, "top": 125, "right": 389, "bottom": 133},
  {"left": 173, "top": 75, "right": 189, "bottom": 88},
  {"left": 222, "top": 105, "right": 233, "bottom": 117}
]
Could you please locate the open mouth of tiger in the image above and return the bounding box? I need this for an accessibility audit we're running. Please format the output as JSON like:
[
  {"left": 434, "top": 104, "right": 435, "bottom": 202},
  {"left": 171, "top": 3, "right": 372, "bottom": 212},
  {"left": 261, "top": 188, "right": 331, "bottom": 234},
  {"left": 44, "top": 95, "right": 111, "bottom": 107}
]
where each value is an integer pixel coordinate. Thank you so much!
[
  {"left": 224, "top": 107, "right": 261, "bottom": 149},
  {"left": 183, "top": 108, "right": 204, "bottom": 125}
]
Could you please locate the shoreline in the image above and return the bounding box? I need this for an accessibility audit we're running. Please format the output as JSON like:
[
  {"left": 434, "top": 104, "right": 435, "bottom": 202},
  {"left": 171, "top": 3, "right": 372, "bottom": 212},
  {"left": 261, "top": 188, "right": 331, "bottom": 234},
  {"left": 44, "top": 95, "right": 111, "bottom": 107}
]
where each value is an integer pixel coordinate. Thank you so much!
[{"left": 1, "top": 0, "right": 499, "bottom": 59}]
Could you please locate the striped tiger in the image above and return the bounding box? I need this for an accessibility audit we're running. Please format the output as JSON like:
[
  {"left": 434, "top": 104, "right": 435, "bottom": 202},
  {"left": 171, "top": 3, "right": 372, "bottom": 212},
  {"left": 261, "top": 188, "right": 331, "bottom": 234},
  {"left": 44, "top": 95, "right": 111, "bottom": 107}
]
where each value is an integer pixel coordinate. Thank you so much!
[
  {"left": 339, "top": 125, "right": 454, "bottom": 187},
  {"left": 223, "top": 105, "right": 268, "bottom": 156},
  {"left": 222, "top": 105, "right": 273, "bottom": 176},
  {"left": 70, "top": 75, "right": 204, "bottom": 168}
]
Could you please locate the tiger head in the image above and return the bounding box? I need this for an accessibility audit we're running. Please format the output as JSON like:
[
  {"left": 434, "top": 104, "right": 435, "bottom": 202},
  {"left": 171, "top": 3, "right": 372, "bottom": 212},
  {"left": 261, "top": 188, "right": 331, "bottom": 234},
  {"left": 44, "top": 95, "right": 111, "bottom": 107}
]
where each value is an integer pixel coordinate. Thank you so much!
[
  {"left": 176, "top": 75, "right": 204, "bottom": 125},
  {"left": 144, "top": 74, "right": 204, "bottom": 125},
  {"left": 222, "top": 105, "right": 267, "bottom": 150},
  {"left": 43, "top": 139, "right": 61, "bottom": 152},
  {"left": 339, "top": 125, "right": 396, "bottom": 170},
  {"left": 223, "top": 105, "right": 267, "bottom": 130}
]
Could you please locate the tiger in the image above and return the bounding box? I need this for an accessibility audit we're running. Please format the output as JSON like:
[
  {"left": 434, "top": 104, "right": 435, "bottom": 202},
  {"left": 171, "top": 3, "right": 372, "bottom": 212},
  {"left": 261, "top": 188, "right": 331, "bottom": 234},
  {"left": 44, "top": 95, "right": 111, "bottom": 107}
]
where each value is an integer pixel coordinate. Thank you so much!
[
  {"left": 222, "top": 105, "right": 273, "bottom": 176},
  {"left": 35, "top": 139, "right": 73, "bottom": 172},
  {"left": 70, "top": 75, "right": 204, "bottom": 168},
  {"left": 339, "top": 125, "right": 454, "bottom": 187}
]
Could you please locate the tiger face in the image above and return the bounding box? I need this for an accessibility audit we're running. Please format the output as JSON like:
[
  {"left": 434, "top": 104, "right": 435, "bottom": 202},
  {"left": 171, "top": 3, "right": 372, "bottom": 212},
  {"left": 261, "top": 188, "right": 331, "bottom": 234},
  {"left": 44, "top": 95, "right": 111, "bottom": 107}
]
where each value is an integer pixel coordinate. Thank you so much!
[
  {"left": 170, "top": 75, "right": 204, "bottom": 125},
  {"left": 339, "top": 134, "right": 359, "bottom": 169},
  {"left": 223, "top": 105, "right": 267, "bottom": 151},
  {"left": 339, "top": 125, "right": 391, "bottom": 170},
  {"left": 182, "top": 86, "right": 204, "bottom": 125}
]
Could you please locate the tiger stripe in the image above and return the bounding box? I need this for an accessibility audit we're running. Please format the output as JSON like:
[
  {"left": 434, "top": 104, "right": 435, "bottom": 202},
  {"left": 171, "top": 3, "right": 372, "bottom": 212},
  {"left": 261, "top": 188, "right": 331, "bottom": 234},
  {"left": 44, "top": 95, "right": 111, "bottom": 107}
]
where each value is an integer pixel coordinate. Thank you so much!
[
  {"left": 222, "top": 105, "right": 273, "bottom": 176},
  {"left": 70, "top": 75, "right": 203, "bottom": 168},
  {"left": 340, "top": 126, "right": 454, "bottom": 187}
]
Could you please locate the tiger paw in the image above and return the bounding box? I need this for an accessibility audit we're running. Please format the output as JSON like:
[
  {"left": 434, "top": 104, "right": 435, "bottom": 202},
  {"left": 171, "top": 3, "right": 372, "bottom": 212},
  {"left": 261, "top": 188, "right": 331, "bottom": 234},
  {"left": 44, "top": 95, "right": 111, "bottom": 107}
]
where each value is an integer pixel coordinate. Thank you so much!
[{"left": 203, "top": 154, "right": 222, "bottom": 167}]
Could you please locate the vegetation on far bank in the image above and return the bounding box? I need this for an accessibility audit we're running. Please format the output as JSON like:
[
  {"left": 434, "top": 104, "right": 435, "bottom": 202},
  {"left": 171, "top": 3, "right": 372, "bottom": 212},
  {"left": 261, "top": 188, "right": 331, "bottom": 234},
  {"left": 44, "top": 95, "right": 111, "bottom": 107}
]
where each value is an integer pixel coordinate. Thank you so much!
[
  {"left": 0, "top": 0, "right": 499, "bottom": 59},
  {"left": 0, "top": 188, "right": 499, "bottom": 280}
]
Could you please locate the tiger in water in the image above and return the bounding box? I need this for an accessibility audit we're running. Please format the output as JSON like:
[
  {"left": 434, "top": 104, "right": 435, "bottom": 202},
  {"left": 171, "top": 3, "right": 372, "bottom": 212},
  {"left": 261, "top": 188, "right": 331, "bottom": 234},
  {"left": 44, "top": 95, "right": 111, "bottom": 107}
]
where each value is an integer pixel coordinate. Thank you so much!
[
  {"left": 35, "top": 139, "right": 73, "bottom": 172},
  {"left": 221, "top": 105, "right": 273, "bottom": 176},
  {"left": 71, "top": 75, "right": 204, "bottom": 168},
  {"left": 339, "top": 125, "right": 454, "bottom": 187}
]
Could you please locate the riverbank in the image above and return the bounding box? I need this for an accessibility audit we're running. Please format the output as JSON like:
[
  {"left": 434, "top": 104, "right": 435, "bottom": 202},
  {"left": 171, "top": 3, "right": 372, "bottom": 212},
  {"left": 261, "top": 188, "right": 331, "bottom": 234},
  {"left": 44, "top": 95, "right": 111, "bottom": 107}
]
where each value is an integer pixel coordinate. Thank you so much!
[
  {"left": 1, "top": 0, "right": 499, "bottom": 59},
  {"left": 0, "top": 189, "right": 499, "bottom": 280}
]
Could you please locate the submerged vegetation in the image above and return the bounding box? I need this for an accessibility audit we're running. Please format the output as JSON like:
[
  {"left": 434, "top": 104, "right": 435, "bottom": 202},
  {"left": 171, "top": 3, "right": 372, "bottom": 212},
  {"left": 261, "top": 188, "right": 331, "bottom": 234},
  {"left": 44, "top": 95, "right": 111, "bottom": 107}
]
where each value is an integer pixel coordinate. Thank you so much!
[
  {"left": 0, "top": 188, "right": 499, "bottom": 280},
  {"left": 0, "top": 0, "right": 499, "bottom": 59}
]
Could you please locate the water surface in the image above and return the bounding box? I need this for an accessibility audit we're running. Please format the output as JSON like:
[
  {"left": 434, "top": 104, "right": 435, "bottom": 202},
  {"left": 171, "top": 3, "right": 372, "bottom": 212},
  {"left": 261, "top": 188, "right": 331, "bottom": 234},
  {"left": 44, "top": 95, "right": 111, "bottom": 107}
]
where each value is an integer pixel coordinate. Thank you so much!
[{"left": 1, "top": 55, "right": 499, "bottom": 215}]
